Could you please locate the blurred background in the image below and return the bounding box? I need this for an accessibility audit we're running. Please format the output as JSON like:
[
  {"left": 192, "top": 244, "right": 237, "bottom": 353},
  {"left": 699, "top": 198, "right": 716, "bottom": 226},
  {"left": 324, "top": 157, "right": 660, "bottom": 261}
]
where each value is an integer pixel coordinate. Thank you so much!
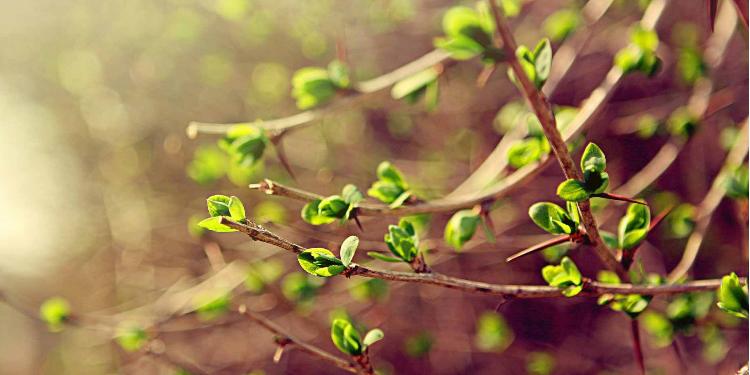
[{"left": 0, "top": 0, "right": 747, "bottom": 374}]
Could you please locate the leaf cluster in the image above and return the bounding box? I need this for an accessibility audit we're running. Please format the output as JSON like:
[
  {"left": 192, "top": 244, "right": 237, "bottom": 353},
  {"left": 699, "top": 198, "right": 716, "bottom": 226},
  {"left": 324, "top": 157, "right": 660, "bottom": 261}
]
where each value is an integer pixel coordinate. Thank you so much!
[
  {"left": 614, "top": 25, "right": 661, "bottom": 76},
  {"left": 541, "top": 256, "right": 583, "bottom": 297},
  {"left": 557, "top": 143, "right": 609, "bottom": 202},
  {"left": 367, "top": 161, "right": 412, "bottom": 208},
  {"left": 330, "top": 317, "right": 384, "bottom": 356},
  {"left": 292, "top": 60, "right": 350, "bottom": 110},
  {"left": 302, "top": 185, "right": 363, "bottom": 225}
]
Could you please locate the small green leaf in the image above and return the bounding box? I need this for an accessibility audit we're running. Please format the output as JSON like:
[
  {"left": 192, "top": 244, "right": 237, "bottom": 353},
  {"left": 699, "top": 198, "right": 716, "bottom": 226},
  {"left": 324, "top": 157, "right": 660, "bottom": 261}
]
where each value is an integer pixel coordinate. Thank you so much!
[
  {"left": 206, "top": 195, "right": 232, "bottom": 217},
  {"left": 556, "top": 179, "right": 590, "bottom": 202},
  {"left": 507, "top": 138, "right": 545, "bottom": 168},
  {"left": 724, "top": 165, "right": 749, "bottom": 199},
  {"left": 197, "top": 216, "right": 236, "bottom": 233},
  {"left": 544, "top": 8, "right": 581, "bottom": 42},
  {"left": 331, "top": 318, "right": 363, "bottom": 355},
  {"left": 327, "top": 60, "right": 350, "bottom": 89},
  {"left": 475, "top": 312, "right": 514, "bottom": 352},
  {"left": 541, "top": 256, "right": 583, "bottom": 297},
  {"left": 717, "top": 272, "right": 748, "bottom": 319},
  {"left": 40, "top": 297, "right": 70, "bottom": 332},
  {"left": 194, "top": 293, "right": 230, "bottom": 321},
  {"left": 631, "top": 25, "right": 659, "bottom": 52},
  {"left": 228, "top": 196, "right": 246, "bottom": 221},
  {"left": 363, "top": 328, "right": 385, "bottom": 347},
  {"left": 580, "top": 143, "right": 606, "bottom": 173},
  {"left": 116, "top": 323, "right": 149, "bottom": 352},
  {"left": 528, "top": 202, "right": 577, "bottom": 235},
  {"left": 340, "top": 236, "right": 359, "bottom": 267},
  {"left": 367, "top": 251, "right": 403, "bottom": 263},
  {"left": 297, "top": 248, "right": 345, "bottom": 277},
  {"left": 618, "top": 203, "right": 651, "bottom": 250},
  {"left": 292, "top": 67, "right": 337, "bottom": 110},
  {"left": 533, "top": 38, "right": 552, "bottom": 86},
  {"left": 341, "top": 184, "right": 364, "bottom": 205},
  {"left": 444, "top": 210, "right": 480, "bottom": 251}
]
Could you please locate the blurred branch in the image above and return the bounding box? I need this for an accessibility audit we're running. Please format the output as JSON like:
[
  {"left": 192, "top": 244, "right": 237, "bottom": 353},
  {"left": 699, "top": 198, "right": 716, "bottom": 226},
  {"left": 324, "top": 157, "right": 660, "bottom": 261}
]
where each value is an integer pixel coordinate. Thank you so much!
[
  {"left": 667, "top": 119, "right": 749, "bottom": 283},
  {"left": 221, "top": 218, "right": 735, "bottom": 298}
]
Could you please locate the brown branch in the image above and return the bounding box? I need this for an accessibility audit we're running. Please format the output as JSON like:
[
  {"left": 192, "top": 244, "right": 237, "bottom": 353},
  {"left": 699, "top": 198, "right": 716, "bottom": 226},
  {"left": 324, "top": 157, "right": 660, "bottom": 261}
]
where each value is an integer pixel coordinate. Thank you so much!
[
  {"left": 487, "top": 0, "right": 625, "bottom": 279},
  {"left": 630, "top": 319, "right": 646, "bottom": 375},
  {"left": 236, "top": 305, "right": 361, "bottom": 374},
  {"left": 220, "top": 219, "right": 736, "bottom": 299}
]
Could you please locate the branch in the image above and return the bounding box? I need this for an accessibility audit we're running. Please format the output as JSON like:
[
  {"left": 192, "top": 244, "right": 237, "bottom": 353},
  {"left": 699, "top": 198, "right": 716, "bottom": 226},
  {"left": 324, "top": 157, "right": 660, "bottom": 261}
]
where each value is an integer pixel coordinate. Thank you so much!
[
  {"left": 221, "top": 218, "right": 735, "bottom": 299},
  {"left": 487, "top": 0, "right": 625, "bottom": 278},
  {"left": 667, "top": 119, "right": 749, "bottom": 283}
]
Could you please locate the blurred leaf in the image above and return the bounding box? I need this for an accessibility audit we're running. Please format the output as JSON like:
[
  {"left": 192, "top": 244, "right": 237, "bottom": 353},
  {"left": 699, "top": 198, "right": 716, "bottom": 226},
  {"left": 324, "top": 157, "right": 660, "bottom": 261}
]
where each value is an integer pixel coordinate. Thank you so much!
[
  {"left": 39, "top": 297, "right": 70, "bottom": 332},
  {"left": 444, "top": 209, "right": 480, "bottom": 251},
  {"left": 717, "top": 272, "right": 748, "bottom": 319},
  {"left": 475, "top": 312, "right": 514, "bottom": 352},
  {"left": 544, "top": 9, "right": 581, "bottom": 42},
  {"left": 116, "top": 323, "right": 148, "bottom": 352}
]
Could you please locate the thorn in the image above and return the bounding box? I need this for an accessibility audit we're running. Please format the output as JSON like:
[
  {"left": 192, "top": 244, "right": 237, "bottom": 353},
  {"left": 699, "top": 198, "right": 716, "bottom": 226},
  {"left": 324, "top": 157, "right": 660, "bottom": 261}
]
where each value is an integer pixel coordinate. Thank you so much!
[
  {"left": 271, "top": 134, "right": 296, "bottom": 181},
  {"left": 352, "top": 211, "right": 364, "bottom": 232},
  {"left": 708, "top": 0, "right": 718, "bottom": 31},
  {"left": 506, "top": 235, "right": 571, "bottom": 262},
  {"left": 476, "top": 64, "right": 497, "bottom": 88},
  {"left": 649, "top": 206, "right": 673, "bottom": 231},
  {"left": 592, "top": 193, "right": 647, "bottom": 205}
]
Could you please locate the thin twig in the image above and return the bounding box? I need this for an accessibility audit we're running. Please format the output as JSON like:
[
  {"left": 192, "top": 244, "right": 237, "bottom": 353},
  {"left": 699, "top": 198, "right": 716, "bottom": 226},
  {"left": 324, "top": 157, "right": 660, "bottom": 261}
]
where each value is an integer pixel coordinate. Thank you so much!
[
  {"left": 630, "top": 319, "right": 646, "bottom": 375},
  {"left": 506, "top": 235, "right": 571, "bottom": 262}
]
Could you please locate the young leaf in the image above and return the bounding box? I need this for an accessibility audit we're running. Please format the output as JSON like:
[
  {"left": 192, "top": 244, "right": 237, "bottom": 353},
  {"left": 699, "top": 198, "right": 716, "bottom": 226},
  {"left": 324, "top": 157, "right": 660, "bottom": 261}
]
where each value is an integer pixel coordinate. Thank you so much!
[
  {"left": 39, "top": 297, "right": 70, "bottom": 332},
  {"left": 297, "top": 248, "right": 346, "bottom": 277},
  {"left": 533, "top": 38, "right": 552, "bottom": 86},
  {"left": 367, "top": 251, "right": 403, "bottom": 263},
  {"left": 724, "top": 165, "right": 749, "bottom": 199},
  {"left": 541, "top": 256, "right": 583, "bottom": 297},
  {"left": 331, "top": 318, "right": 363, "bottom": 355},
  {"left": 528, "top": 202, "right": 577, "bottom": 235},
  {"left": 444, "top": 210, "right": 480, "bottom": 251},
  {"left": 116, "top": 323, "right": 149, "bottom": 352},
  {"left": 301, "top": 199, "right": 337, "bottom": 225},
  {"left": 292, "top": 67, "right": 336, "bottom": 110},
  {"left": 544, "top": 8, "right": 581, "bottom": 42},
  {"left": 363, "top": 328, "right": 385, "bottom": 347},
  {"left": 556, "top": 179, "right": 590, "bottom": 202},
  {"left": 206, "top": 195, "right": 232, "bottom": 217},
  {"left": 717, "top": 272, "right": 748, "bottom": 319},
  {"left": 339, "top": 236, "right": 359, "bottom": 267},
  {"left": 580, "top": 143, "right": 606, "bottom": 173},
  {"left": 197, "top": 216, "right": 236, "bottom": 233},
  {"left": 618, "top": 203, "right": 651, "bottom": 250},
  {"left": 327, "top": 60, "right": 350, "bottom": 89},
  {"left": 228, "top": 196, "right": 246, "bottom": 221}
]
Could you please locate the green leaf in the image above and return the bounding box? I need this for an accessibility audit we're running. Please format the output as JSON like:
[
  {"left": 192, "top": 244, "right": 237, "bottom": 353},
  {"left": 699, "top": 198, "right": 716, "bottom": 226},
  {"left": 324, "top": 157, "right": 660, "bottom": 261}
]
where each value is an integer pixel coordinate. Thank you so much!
[
  {"left": 717, "top": 272, "right": 748, "bottom": 319},
  {"left": 228, "top": 196, "right": 246, "bottom": 221},
  {"left": 218, "top": 125, "right": 268, "bottom": 167},
  {"left": 541, "top": 256, "right": 583, "bottom": 297},
  {"left": 631, "top": 25, "right": 659, "bottom": 52},
  {"left": 281, "top": 272, "right": 322, "bottom": 304},
  {"left": 301, "top": 199, "right": 337, "bottom": 225},
  {"left": 556, "top": 179, "right": 590, "bottom": 202},
  {"left": 292, "top": 67, "right": 336, "bottom": 110},
  {"left": 391, "top": 68, "right": 439, "bottom": 101},
  {"left": 327, "top": 60, "right": 350, "bottom": 89},
  {"left": 507, "top": 138, "right": 545, "bottom": 168},
  {"left": 187, "top": 145, "right": 227, "bottom": 185},
  {"left": 584, "top": 171, "right": 610, "bottom": 194},
  {"left": 116, "top": 323, "right": 149, "bottom": 352},
  {"left": 544, "top": 8, "right": 581, "bottom": 42},
  {"left": 533, "top": 39, "right": 552, "bottom": 86},
  {"left": 667, "top": 107, "right": 698, "bottom": 138},
  {"left": 197, "top": 216, "right": 236, "bottom": 233},
  {"left": 500, "top": 0, "right": 522, "bottom": 17},
  {"left": 600, "top": 230, "right": 619, "bottom": 249},
  {"left": 444, "top": 209, "right": 480, "bottom": 251},
  {"left": 318, "top": 196, "right": 349, "bottom": 218},
  {"left": 331, "top": 318, "right": 363, "bottom": 355},
  {"left": 367, "top": 251, "right": 403, "bottom": 263},
  {"left": 580, "top": 143, "right": 606, "bottom": 173},
  {"left": 368, "top": 181, "right": 404, "bottom": 204},
  {"left": 376, "top": 161, "right": 407, "bottom": 188},
  {"left": 339, "top": 236, "right": 359, "bottom": 267},
  {"left": 194, "top": 293, "right": 230, "bottom": 321},
  {"left": 724, "top": 165, "right": 749, "bottom": 199},
  {"left": 618, "top": 203, "right": 651, "bottom": 250},
  {"left": 566, "top": 201, "right": 580, "bottom": 225},
  {"left": 297, "top": 248, "right": 345, "bottom": 277},
  {"left": 341, "top": 184, "right": 364, "bottom": 205},
  {"left": 389, "top": 191, "right": 412, "bottom": 209},
  {"left": 39, "top": 297, "right": 70, "bottom": 332},
  {"left": 385, "top": 221, "right": 419, "bottom": 262},
  {"left": 642, "top": 311, "right": 674, "bottom": 347},
  {"left": 363, "top": 328, "right": 385, "bottom": 347},
  {"left": 528, "top": 202, "right": 577, "bottom": 235},
  {"left": 475, "top": 312, "right": 514, "bottom": 352},
  {"left": 206, "top": 195, "right": 232, "bottom": 217}
]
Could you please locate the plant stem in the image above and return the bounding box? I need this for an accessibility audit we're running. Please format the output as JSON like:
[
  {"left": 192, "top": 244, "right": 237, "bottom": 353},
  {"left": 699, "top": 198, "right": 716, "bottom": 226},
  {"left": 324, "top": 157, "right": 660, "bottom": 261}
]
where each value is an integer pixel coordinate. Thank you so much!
[{"left": 630, "top": 319, "right": 646, "bottom": 375}]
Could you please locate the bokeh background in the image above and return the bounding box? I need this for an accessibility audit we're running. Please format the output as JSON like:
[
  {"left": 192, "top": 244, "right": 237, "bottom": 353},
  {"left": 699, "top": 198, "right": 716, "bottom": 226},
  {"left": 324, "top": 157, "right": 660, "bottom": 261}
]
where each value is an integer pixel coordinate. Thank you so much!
[{"left": 0, "top": 0, "right": 747, "bottom": 374}]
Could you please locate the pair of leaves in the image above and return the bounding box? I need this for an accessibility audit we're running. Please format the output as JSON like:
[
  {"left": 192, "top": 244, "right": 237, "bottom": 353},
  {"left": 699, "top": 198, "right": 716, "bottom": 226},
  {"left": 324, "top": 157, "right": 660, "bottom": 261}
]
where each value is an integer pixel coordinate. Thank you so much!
[
  {"left": 391, "top": 68, "right": 440, "bottom": 111},
  {"left": 298, "top": 236, "right": 360, "bottom": 277},
  {"left": 39, "top": 297, "right": 71, "bottom": 332},
  {"left": 302, "top": 185, "right": 363, "bottom": 225},
  {"left": 331, "top": 318, "right": 384, "bottom": 356},
  {"left": 614, "top": 25, "right": 661, "bottom": 76},
  {"left": 596, "top": 271, "right": 651, "bottom": 318},
  {"left": 372, "top": 218, "right": 420, "bottom": 263},
  {"left": 617, "top": 203, "right": 651, "bottom": 250},
  {"left": 367, "top": 161, "right": 412, "bottom": 208},
  {"left": 717, "top": 272, "right": 748, "bottom": 319},
  {"left": 444, "top": 209, "right": 481, "bottom": 251},
  {"left": 198, "top": 195, "right": 247, "bottom": 232},
  {"left": 291, "top": 60, "right": 350, "bottom": 110},
  {"left": 508, "top": 39, "right": 552, "bottom": 90},
  {"left": 528, "top": 201, "right": 580, "bottom": 235},
  {"left": 218, "top": 124, "right": 268, "bottom": 168},
  {"left": 557, "top": 143, "right": 609, "bottom": 202},
  {"left": 434, "top": 4, "right": 503, "bottom": 63},
  {"left": 724, "top": 164, "right": 749, "bottom": 199},
  {"left": 541, "top": 257, "right": 583, "bottom": 297}
]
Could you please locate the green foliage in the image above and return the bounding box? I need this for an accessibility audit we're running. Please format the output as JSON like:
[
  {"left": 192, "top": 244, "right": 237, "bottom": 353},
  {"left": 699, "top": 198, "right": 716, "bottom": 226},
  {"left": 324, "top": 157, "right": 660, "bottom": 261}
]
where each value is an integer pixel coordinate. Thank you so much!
[
  {"left": 434, "top": 4, "right": 503, "bottom": 63},
  {"left": 474, "top": 311, "right": 514, "bottom": 352},
  {"left": 194, "top": 293, "right": 230, "bottom": 321},
  {"left": 444, "top": 209, "right": 480, "bottom": 251},
  {"left": 187, "top": 145, "right": 228, "bottom": 185},
  {"left": 368, "top": 161, "right": 412, "bottom": 208},
  {"left": 716, "top": 272, "right": 748, "bottom": 319},
  {"left": 291, "top": 60, "right": 350, "bottom": 109},
  {"left": 198, "top": 195, "right": 246, "bottom": 232},
  {"left": 526, "top": 351, "right": 555, "bottom": 375},
  {"left": 556, "top": 143, "right": 610, "bottom": 202},
  {"left": 666, "top": 203, "right": 696, "bottom": 238},
  {"left": 301, "top": 185, "right": 363, "bottom": 225},
  {"left": 642, "top": 292, "right": 715, "bottom": 347},
  {"left": 39, "top": 297, "right": 70, "bottom": 332},
  {"left": 297, "top": 248, "right": 346, "bottom": 277},
  {"left": 724, "top": 164, "right": 749, "bottom": 199},
  {"left": 282, "top": 272, "right": 323, "bottom": 305},
  {"left": 544, "top": 9, "right": 581, "bottom": 42},
  {"left": 380, "top": 218, "right": 420, "bottom": 263},
  {"left": 508, "top": 39, "right": 552, "bottom": 90},
  {"left": 615, "top": 25, "right": 661, "bottom": 76},
  {"left": 636, "top": 114, "right": 660, "bottom": 139},
  {"left": 596, "top": 271, "right": 651, "bottom": 318},
  {"left": 501, "top": 105, "right": 577, "bottom": 168},
  {"left": 391, "top": 68, "right": 440, "bottom": 110},
  {"left": 666, "top": 107, "right": 698, "bottom": 138},
  {"left": 677, "top": 47, "right": 706, "bottom": 85},
  {"left": 218, "top": 124, "right": 268, "bottom": 168},
  {"left": 116, "top": 323, "right": 149, "bottom": 352},
  {"left": 339, "top": 236, "right": 359, "bottom": 267},
  {"left": 507, "top": 137, "right": 550, "bottom": 169},
  {"left": 330, "top": 317, "right": 384, "bottom": 356},
  {"left": 617, "top": 203, "right": 651, "bottom": 250},
  {"left": 403, "top": 331, "right": 433, "bottom": 358},
  {"left": 541, "top": 257, "right": 583, "bottom": 297},
  {"left": 528, "top": 202, "right": 579, "bottom": 235},
  {"left": 349, "top": 279, "right": 389, "bottom": 302},
  {"left": 244, "top": 260, "right": 284, "bottom": 294}
]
